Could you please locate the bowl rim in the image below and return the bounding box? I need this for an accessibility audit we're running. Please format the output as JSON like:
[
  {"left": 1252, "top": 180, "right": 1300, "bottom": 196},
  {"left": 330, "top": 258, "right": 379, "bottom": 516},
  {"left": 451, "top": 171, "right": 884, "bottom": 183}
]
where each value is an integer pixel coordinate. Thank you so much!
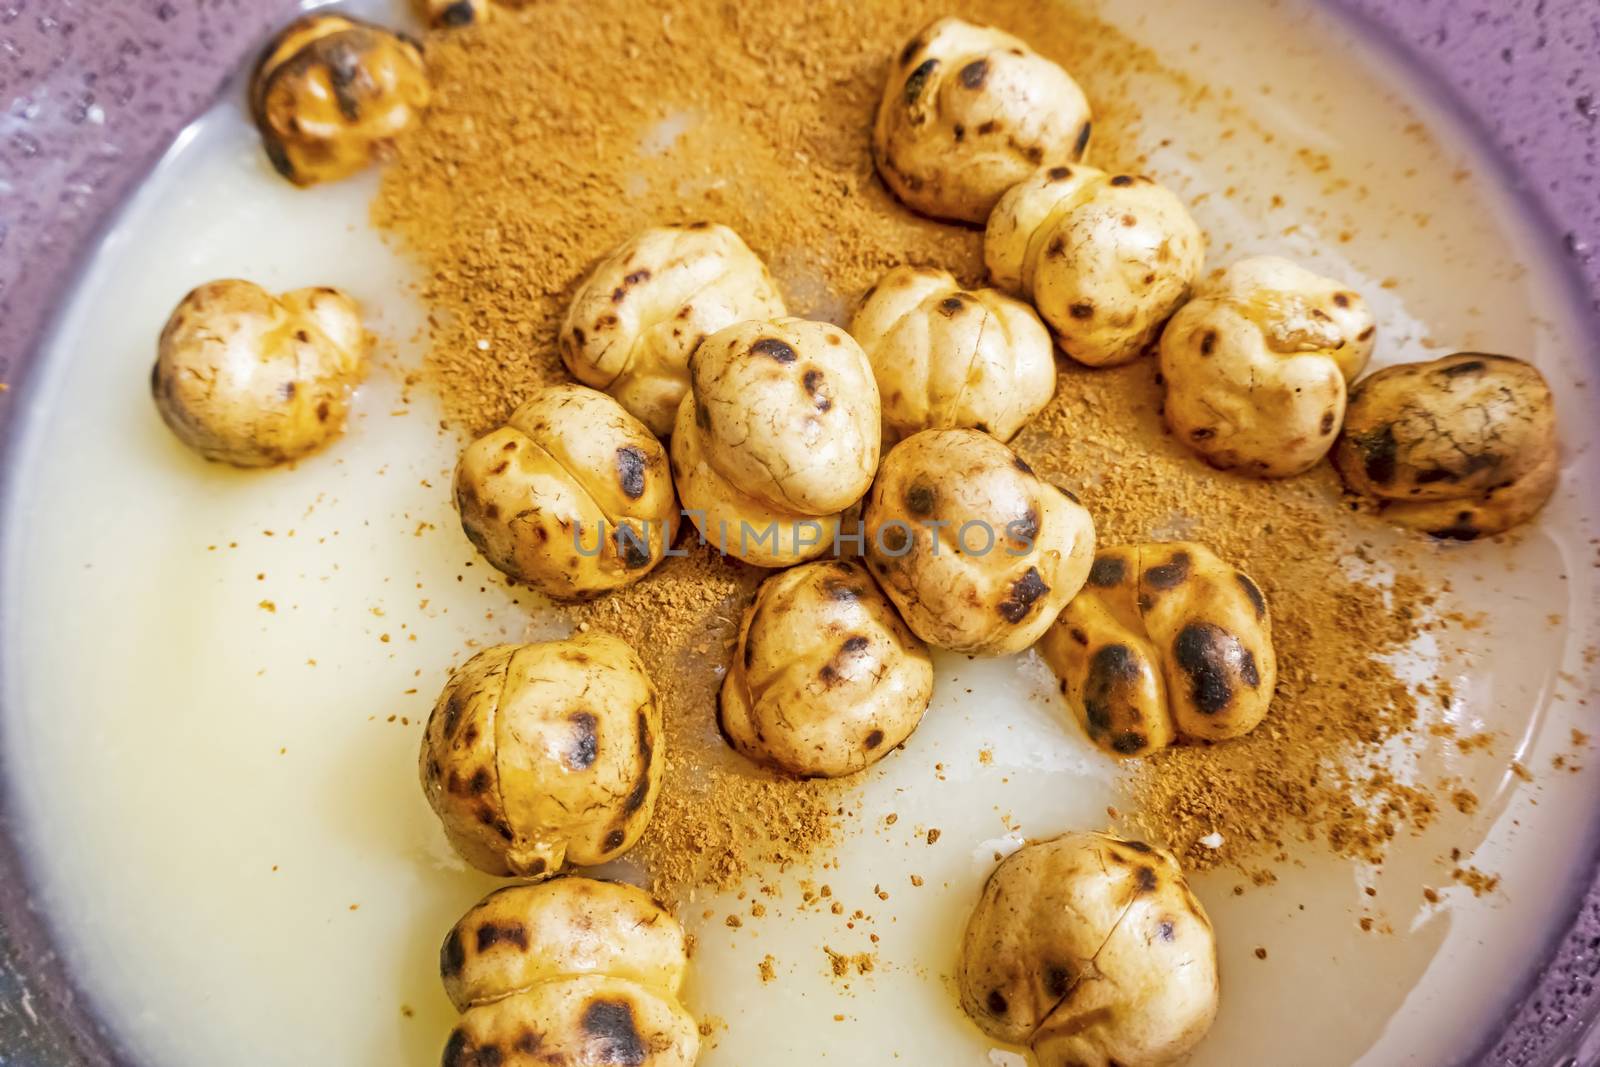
[{"left": 0, "top": 2, "right": 1595, "bottom": 1065}]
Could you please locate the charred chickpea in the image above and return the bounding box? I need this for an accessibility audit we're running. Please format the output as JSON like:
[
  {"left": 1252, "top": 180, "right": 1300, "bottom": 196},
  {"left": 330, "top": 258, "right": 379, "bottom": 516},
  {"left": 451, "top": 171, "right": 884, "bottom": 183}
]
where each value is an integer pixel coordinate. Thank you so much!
[
  {"left": 1332, "top": 352, "right": 1559, "bottom": 540},
  {"left": 960, "top": 832, "right": 1219, "bottom": 1067},
  {"left": 560, "top": 223, "right": 787, "bottom": 437},
  {"left": 875, "top": 17, "right": 1093, "bottom": 224},
  {"left": 418, "top": 633, "right": 663, "bottom": 879},
  {"left": 851, "top": 265, "right": 1057, "bottom": 444},
  {"left": 670, "top": 317, "right": 881, "bottom": 568},
  {"left": 863, "top": 428, "right": 1095, "bottom": 656},
  {"left": 985, "top": 164, "right": 1204, "bottom": 367},
  {"left": 250, "top": 13, "right": 429, "bottom": 186},
  {"left": 1160, "top": 256, "right": 1376, "bottom": 478},
  {"left": 439, "top": 878, "right": 698, "bottom": 1067},
  {"left": 151, "top": 279, "right": 369, "bottom": 467},
  {"left": 1039, "top": 542, "right": 1277, "bottom": 759},
  {"left": 420, "top": 0, "right": 489, "bottom": 27},
  {"left": 720, "top": 560, "right": 934, "bottom": 778},
  {"left": 454, "top": 384, "right": 677, "bottom": 600}
]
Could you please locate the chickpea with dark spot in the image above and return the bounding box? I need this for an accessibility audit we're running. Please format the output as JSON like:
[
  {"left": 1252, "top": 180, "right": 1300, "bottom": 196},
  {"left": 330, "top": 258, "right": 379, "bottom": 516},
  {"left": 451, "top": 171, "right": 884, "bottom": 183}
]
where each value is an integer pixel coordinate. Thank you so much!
[
  {"left": 865, "top": 429, "right": 1095, "bottom": 655},
  {"left": 455, "top": 384, "right": 677, "bottom": 599},
  {"left": 250, "top": 13, "right": 429, "bottom": 186},
  {"left": 1160, "top": 256, "right": 1376, "bottom": 477},
  {"left": 419, "top": 633, "right": 663, "bottom": 878},
  {"left": 875, "top": 17, "right": 1092, "bottom": 223},
  {"left": 561, "top": 224, "right": 785, "bottom": 436},
  {"left": 1332, "top": 352, "right": 1559, "bottom": 539},
  {"left": 986, "top": 165, "right": 1204, "bottom": 367},
  {"left": 721, "top": 560, "right": 934, "bottom": 778},
  {"left": 851, "top": 265, "right": 1057, "bottom": 444},
  {"left": 961, "top": 832, "right": 1218, "bottom": 1067},
  {"left": 419, "top": 0, "right": 489, "bottom": 27},
  {"left": 1040, "top": 542, "right": 1276, "bottom": 758},
  {"left": 440, "top": 878, "right": 698, "bottom": 1067},
  {"left": 151, "top": 280, "right": 370, "bottom": 467},
  {"left": 671, "top": 317, "right": 880, "bottom": 567}
]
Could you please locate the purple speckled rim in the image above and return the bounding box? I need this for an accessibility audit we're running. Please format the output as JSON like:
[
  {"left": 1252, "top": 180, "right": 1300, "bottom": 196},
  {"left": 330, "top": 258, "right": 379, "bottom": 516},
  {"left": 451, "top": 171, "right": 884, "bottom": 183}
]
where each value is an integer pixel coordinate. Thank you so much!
[{"left": 0, "top": 2, "right": 1596, "bottom": 1065}]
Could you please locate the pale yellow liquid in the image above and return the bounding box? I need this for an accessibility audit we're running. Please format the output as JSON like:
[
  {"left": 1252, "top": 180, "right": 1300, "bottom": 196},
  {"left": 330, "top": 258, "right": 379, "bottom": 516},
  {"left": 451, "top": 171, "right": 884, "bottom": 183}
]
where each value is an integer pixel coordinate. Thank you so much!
[{"left": 5, "top": 1, "right": 1600, "bottom": 1064}]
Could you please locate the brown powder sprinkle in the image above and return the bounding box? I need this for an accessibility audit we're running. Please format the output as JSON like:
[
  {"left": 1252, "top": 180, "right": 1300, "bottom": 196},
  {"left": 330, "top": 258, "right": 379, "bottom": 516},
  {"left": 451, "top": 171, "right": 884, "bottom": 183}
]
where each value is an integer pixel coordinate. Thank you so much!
[
  {"left": 824, "top": 946, "right": 876, "bottom": 979},
  {"left": 374, "top": 0, "right": 1467, "bottom": 895},
  {"left": 1453, "top": 865, "right": 1502, "bottom": 897}
]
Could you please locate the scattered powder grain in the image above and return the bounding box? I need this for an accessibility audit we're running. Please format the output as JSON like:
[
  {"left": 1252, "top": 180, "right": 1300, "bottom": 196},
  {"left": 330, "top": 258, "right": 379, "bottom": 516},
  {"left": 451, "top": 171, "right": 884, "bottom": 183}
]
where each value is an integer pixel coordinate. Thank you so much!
[
  {"left": 824, "top": 946, "right": 876, "bottom": 980},
  {"left": 375, "top": 0, "right": 1456, "bottom": 891},
  {"left": 1452, "top": 866, "right": 1502, "bottom": 897}
]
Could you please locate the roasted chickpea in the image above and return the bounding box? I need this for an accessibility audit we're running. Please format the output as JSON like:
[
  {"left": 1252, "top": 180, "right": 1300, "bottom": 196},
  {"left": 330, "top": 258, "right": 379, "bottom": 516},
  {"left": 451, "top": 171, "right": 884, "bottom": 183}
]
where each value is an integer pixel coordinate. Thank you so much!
[
  {"left": 151, "top": 279, "right": 369, "bottom": 467},
  {"left": 960, "top": 832, "right": 1219, "bottom": 1067},
  {"left": 1159, "top": 257, "right": 1376, "bottom": 477},
  {"left": 1332, "top": 352, "right": 1559, "bottom": 540},
  {"left": 720, "top": 560, "right": 934, "bottom": 778},
  {"left": 250, "top": 13, "right": 429, "bottom": 186},
  {"left": 560, "top": 224, "right": 787, "bottom": 437},
  {"left": 985, "top": 165, "right": 1204, "bottom": 367},
  {"left": 440, "top": 878, "right": 698, "bottom": 1067},
  {"left": 419, "top": 633, "right": 662, "bottom": 879},
  {"left": 875, "top": 18, "right": 1092, "bottom": 224},
  {"left": 670, "top": 318, "right": 880, "bottom": 568},
  {"left": 863, "top": 429, "right": 1095, "bottom": 656},
  {"left": 851, "top": 266, "right": 1057, "bottom": 444},
  {"left": 455, "top": 385, "right": 677, "bottom": 600},
  {"left": 1039, "top": 542, "right": 1276, "bottom": 759},
  {"left": 420, "top": 0, "right": 489, "bottom": 27}
]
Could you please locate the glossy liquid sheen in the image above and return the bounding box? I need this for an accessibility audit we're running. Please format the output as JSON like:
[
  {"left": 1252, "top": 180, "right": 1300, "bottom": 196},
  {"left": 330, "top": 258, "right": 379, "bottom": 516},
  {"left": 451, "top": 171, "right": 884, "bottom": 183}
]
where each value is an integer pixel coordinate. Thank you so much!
[{"left": 5, "top": 1, "right": 1599, "bottom": 1064}]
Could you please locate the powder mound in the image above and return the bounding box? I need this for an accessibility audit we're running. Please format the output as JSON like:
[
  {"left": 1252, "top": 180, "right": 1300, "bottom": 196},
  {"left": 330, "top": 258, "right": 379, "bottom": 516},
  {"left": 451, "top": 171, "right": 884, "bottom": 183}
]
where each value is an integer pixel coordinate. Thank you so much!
[{"left": 374, "top": 0, "right": 1444, "bottom": 892}]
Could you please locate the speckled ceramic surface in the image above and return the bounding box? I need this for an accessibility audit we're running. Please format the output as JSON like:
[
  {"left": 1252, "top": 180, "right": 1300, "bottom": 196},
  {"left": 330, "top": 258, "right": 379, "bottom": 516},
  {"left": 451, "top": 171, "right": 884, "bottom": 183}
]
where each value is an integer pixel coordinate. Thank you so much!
[{"left": 0, "top": 2, "right": 1597, "bottom": 1064}]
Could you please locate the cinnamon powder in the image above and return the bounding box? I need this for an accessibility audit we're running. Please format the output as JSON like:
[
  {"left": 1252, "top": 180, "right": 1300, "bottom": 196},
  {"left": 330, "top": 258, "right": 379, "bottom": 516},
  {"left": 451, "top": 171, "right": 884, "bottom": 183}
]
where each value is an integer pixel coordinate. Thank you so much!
[{"left": 375, "top": 0, "right": 1453, "bottom": 897}]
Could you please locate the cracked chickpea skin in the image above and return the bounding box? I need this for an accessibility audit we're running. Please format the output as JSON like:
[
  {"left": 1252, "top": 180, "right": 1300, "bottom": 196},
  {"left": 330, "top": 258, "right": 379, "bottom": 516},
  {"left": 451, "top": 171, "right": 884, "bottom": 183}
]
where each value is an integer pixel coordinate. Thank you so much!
[
  {"left": 418, "top": 633, "right": 663, "bottom": 879},
  {"left": 150, "top": 279, "right": 369, "bottom": 467},
  {"left": 250, "top": 13, "right": 429, "bottom": 186},
  {"left": 1159, "top": 256, "right": 1376, "bottom": 478},
  {"left": 560, "top": 223, "right": 787, "bottom": 437},
  {"left": 1332, "top": 352, "right": 1560, "bottom": 540},
  {"left": 960, "top": 832, "right": 1219, "bottom": 1067},
  {"left": 455, "top": 384, "right": 678, "bottom": 600},
  {"left": 863, "top": 428, "right": 1095, "bottom": 656},
  {"left": 874, "top": 17, "right": 1093, "bottom": 224},
  {"left": 985, "top": 164, "right": 1204, "bottom": 367},
  {"left": 851, "top": 265, "right": 1057, "bottom": 444},
  {"left": 1039, "top": 542, "right": 1277, "bottom": 759},
  {"left": 439, "top": 878, "right": 698, "bottom": 1067},
  {"left": 670, "top": 317, "right": 880, "bottom": 567},
  {"left": 720, "top": 560, "right": 934, "bottom": 779}
]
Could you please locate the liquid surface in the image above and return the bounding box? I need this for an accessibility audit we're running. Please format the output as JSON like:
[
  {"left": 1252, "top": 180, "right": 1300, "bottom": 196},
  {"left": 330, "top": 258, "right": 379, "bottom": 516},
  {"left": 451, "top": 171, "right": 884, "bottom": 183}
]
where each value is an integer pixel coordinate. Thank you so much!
[{"left": 5, "top": 1, "right": 1600, "bottom": 1065}]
